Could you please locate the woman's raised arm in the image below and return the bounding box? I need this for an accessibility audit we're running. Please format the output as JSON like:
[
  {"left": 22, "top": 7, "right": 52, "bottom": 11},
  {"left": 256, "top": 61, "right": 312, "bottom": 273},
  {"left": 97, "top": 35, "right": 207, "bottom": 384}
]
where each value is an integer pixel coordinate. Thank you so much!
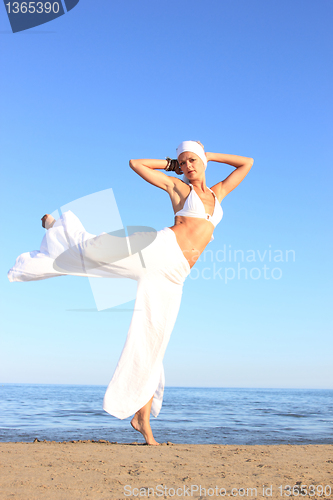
[
  {"left": 129, "top": 159, "right": 179, "bottom": 192},
  {"left": 206, "top": 152, "right": 254, "bottom": 201}
]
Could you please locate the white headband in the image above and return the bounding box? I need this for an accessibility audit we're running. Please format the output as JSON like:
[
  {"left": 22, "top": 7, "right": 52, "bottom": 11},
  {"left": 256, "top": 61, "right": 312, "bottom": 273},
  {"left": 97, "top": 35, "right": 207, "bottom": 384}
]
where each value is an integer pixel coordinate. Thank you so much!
[{"left": 176, "top": 141, "right": 207, "bottom": 168}]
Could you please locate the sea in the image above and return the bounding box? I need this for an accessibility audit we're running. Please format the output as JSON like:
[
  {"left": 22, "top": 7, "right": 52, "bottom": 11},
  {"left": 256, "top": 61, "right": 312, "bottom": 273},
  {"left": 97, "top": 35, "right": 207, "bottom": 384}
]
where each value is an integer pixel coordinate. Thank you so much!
[{"left": 0, "top": 385, "right": 332, "bottom": 445}]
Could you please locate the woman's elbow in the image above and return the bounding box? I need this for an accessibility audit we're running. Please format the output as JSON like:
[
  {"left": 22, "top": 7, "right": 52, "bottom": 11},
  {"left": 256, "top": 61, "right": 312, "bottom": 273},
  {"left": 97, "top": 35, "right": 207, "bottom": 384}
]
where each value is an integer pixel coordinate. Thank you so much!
[{"left": 129, "top": 159, "right": 137, "bottom": 170}]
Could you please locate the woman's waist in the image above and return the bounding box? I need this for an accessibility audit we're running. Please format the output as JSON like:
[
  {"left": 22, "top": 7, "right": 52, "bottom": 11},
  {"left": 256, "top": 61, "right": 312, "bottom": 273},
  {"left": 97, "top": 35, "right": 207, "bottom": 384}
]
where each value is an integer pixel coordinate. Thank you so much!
[
  {"left": 168, "top": 221, "right": 213, "bottom": 268},
  {"left": 171, "top": 218, "right": 213, "bottom": 250}
]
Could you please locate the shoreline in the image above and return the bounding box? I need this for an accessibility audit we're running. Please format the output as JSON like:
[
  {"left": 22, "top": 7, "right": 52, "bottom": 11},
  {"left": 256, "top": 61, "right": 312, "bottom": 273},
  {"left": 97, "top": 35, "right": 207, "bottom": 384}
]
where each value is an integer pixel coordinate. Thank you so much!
[
  {"left": 1, "top": 442, "right": 332, "bottom": 499},
  {"left": 1, "top": 438, "right": 333, "bottom": 445}
]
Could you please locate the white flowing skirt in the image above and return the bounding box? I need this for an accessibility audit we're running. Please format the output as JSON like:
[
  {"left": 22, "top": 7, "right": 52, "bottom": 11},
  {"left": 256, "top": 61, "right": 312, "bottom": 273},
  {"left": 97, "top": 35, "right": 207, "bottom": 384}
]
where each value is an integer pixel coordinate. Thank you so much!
[{"left": 7, "top": 210, "right": 191, "bottom": 419}]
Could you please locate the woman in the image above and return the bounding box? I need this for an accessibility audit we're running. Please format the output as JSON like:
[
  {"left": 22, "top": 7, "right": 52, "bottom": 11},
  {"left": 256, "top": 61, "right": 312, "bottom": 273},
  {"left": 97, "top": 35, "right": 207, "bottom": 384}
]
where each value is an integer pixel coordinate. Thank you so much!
[{"left": 8, "top": 141, "right": 253, "bottom": 446}]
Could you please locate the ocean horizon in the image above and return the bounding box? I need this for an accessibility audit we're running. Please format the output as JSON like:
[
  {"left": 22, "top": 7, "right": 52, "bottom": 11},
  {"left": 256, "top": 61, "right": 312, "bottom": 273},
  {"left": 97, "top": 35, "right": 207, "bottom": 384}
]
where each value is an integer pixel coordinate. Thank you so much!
[{"left": 1, "top": 384, "right": 332, "bottom": 445}]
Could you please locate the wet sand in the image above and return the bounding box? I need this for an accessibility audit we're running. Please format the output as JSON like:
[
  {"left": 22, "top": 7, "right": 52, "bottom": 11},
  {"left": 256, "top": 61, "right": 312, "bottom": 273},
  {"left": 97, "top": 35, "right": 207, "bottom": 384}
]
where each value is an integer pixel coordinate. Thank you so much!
[{"left": 0, "top": 441, "right": 332, "bottom": 499}]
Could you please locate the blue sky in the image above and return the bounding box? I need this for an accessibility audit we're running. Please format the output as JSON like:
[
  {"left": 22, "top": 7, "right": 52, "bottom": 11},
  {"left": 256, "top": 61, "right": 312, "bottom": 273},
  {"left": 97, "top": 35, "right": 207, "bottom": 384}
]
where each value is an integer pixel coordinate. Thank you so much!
[{"left": 1, "top": 0, "right": 332, "bottom": 389}]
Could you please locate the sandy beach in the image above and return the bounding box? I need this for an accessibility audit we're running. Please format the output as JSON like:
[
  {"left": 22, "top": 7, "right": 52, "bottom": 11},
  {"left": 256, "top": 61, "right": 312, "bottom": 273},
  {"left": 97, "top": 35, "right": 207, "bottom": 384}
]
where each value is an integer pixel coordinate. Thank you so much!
[{"left": 0, "top": 441, "right": 332, "bottom": 499}]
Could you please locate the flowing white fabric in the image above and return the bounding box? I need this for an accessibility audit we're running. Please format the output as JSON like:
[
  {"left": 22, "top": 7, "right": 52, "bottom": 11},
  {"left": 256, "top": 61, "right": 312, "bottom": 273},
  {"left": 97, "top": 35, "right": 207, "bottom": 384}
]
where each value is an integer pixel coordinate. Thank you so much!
[{"left": 7, "top": 210, "right": 191, "bottom": 419}]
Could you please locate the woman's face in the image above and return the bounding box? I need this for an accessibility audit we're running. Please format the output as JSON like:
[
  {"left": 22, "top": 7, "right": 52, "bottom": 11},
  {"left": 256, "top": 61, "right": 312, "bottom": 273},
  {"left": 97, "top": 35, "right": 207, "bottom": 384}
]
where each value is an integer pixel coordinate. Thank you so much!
[{"left": 178, "top": 151, "right": 205, "bottom": 180}]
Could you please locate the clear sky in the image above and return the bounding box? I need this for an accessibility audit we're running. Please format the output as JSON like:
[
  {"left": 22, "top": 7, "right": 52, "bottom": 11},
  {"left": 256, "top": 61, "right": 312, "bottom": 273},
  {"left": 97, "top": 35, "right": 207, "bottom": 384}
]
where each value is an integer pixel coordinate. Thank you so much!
[{"left": 1, "top": 0, "right": 332, "bottom": 389}]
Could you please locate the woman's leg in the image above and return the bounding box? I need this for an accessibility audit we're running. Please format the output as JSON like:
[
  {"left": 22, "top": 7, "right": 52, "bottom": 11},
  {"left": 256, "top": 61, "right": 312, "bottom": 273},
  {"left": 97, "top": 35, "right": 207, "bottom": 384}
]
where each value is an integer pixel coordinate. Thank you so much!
[
  {"left": 8, "top": 214, "right": 186, "bottom": 446},
  {"left": 131, "top": 395, "right": 159, "bottom": 446}
]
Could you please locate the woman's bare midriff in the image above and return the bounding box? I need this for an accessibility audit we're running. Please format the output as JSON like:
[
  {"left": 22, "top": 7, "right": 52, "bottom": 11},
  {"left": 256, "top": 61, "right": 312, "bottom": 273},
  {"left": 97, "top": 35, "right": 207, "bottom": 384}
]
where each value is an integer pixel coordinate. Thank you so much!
[{"left": 169, "top": 216, "right": 214, "bottom": 269}]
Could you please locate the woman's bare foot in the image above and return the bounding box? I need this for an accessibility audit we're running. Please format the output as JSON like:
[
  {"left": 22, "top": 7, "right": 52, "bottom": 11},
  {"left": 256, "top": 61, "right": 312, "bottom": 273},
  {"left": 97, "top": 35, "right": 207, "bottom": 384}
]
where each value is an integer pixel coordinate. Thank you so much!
[
  {"left": 41, "top": 214, "right": 56, "bottom": 230},
  {"left": 131, "top": 414, "right": 159, "bottom": 446}
]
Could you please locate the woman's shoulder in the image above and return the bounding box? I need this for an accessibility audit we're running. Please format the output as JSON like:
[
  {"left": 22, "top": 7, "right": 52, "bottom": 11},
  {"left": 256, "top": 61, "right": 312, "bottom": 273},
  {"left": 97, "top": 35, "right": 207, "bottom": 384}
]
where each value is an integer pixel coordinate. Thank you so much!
[
  {"left": 166, "top": 177, "right": 191, "bottom": 209},
  {"left": 170, "top": 177, "right": 191, "bottom": 196},
  {"left": 173, "top": 177, "right": 191, "bottom": 189}
]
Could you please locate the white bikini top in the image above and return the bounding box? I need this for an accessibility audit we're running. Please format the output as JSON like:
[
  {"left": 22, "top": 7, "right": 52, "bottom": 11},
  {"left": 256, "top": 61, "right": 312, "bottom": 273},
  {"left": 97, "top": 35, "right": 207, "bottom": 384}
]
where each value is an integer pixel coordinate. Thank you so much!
[{"left": 174, "top": 183, "right": 223, "bottom": 242}]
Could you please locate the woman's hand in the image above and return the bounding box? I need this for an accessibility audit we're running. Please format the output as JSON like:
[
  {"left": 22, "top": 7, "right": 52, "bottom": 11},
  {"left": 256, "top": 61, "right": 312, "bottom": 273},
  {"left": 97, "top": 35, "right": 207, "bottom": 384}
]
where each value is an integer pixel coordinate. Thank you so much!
[
  {"left": 174, "top": 162, "right": 183, "bottom": 175},
  {"left": 41, "top": 214, "right": 56, "bottom": 229}
]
